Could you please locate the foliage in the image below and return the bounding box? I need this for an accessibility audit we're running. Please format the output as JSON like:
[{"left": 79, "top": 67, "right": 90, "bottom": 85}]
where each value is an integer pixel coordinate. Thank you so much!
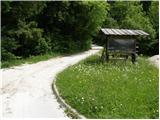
[
  {"left": 56, "top": 55, "right": 159, "bottom": 118},
  {"left": 109, "top": 2, "right": 129, "bottom": 25},
  {"left": 120, "top": 2, "right": 155, "bottom": 37},
  {"left": 1, "top": 1, "right": 159, "bottom": 63},
  {"left": 1, "top": 1, "right": 108, "bottom": 62},
  {"left": 140, "top": 1, "right": 152, "bottom": 14},
  {"left": 1, "top": 52, "right": 60, "bottom": 68},
  {"left": 2, "top": 20, "right": 50, "bottom": 58},
  {"left": 119, "top": 2, "right": 156, "bottom": 55},
  {"left": 1, "top": 1, "right": 47, "bottom": 61},
  {"left": 1, "top": 1, "right": 46, "bottom": 25},
  {"left": 1, "top": 33, "right": 19, "bottom": 61},
  {"left": 147, "top": 1, "right": 159, "bottom": 55},
  {"left": 94, "top": 1, "right": 158, "bottom": 56},
  {"left": 39, "top": 1, "right": 107, "bottom": 53},
  {"left": 149, "top": 1, "right": 159, "bottom": 34}
]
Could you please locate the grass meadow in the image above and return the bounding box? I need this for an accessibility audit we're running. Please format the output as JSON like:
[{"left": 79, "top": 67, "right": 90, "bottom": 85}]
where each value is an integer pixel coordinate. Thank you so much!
[{"left": 56, "top": 54, "right": 159, "bottom": 119}]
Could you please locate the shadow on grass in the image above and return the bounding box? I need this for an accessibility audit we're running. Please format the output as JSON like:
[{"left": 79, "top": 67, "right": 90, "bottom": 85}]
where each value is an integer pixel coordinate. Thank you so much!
[
  {"left": 83, "top": 55, "right": 102, "bottom": 65},
  {"left": 83, "top": 55, "right": 132, "bottom": 67}
]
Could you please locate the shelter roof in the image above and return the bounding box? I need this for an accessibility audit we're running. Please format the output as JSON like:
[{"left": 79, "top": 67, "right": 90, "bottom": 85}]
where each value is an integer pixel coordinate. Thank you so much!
[{"left": 101, "top": 28, "right": 149, "bottom": 36}]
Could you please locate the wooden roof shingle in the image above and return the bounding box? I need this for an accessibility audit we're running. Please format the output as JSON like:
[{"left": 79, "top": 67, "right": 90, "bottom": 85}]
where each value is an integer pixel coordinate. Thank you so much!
[{"left": 101, "top": 28, "right": 149, "bottom": 36}]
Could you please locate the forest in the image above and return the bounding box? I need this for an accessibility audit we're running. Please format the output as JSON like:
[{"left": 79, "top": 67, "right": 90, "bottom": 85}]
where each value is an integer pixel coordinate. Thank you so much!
[{"left": 1, "top": 1, "right": 159, "bottom": 63}]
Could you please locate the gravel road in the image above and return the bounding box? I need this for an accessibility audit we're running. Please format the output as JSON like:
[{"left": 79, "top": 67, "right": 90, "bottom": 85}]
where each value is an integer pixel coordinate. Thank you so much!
[
  {"left": 0, "top": 46, "right": 102, "bottom": 118},
  {"left": 148, "top": 55, "right": 159, "bottom": 68}
]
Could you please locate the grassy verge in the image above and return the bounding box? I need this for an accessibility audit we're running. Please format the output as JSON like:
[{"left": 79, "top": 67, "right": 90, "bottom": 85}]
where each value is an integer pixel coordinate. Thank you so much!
[
  {"left": 56, "top": 55, "right": 159, "bottom": 119},
  {"left": 1, "top": 52, "right": 60, "bottom": 68}
]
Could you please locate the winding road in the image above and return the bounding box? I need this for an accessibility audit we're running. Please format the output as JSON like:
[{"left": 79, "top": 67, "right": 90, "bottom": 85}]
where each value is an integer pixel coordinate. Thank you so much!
[{"left": 0, "top": 46, "right": 102, "bottom": 118}]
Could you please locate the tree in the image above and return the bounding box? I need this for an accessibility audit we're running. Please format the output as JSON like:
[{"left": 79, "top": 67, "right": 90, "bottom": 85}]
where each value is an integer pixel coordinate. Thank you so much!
[
  {"left": 1, "top": 1, "right": 47, "bottom": 60},
  {"left": 109, "top": 2, "right": 129, "bottom": 25},
  {"left": 2, "top": 1, "right": 108, "bottom": 61},
  {"left": 94, "top": 1, "right": 157, "bottom": 55},
  {"left": 140, "top": 1, "right": 152, "bottom": 14},
  {"left": 39, "top": 1, "right": 108, "bottom": 53},
  {"left": 149, "top": 1, "right": 159, "bottom": 35},
  {"left": 148, "top": 1, "right": 159, "bottom": 55}
]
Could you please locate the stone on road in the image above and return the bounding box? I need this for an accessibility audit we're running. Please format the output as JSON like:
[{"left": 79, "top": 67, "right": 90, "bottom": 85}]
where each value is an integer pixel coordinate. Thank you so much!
[
  {"left": 0, "top": 46, "right": 102, "bottom": 118},
  {"left": 148, "top": 55, "right": 159, "bottom": 68}
]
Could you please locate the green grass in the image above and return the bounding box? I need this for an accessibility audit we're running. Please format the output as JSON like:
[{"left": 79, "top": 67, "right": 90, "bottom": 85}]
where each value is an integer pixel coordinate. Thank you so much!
[
  {"left": 56, "top": 55, "right": 159, "bottom": 119},
  {"left": 1, "top": 53, "right": 60, "bottom": 68}
]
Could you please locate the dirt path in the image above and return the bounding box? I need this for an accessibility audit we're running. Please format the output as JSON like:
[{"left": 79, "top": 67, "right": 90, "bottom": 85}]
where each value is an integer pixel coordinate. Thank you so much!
[
  {"left": 0, "top": 46, "right": 102, "bottom": 118},
  {"left": 148, "top": 55, "right": 159, "bottom": 68}
]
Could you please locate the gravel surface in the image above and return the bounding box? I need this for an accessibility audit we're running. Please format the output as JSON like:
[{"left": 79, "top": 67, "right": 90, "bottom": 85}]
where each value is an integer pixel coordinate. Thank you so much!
[
  {"left": 0, "top": 46, "right": 102, "bottom": 118},
  {"left": 148, "top": 55, "right": 159, "bottom": 68}
]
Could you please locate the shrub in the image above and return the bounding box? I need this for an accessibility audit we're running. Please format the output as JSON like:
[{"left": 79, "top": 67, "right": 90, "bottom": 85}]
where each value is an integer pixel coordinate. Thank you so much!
[
  {"left": 1, "top": 49, "right": 17, "bottom": 61},
  {"left": 7, "top": 21, "right": 50, "bottom": 57},
  {"left": 39, "top": 1, "right": 108, "bottom": 53},
  {"left": 1, "top": 36, "right": 19, "bottom": 61}
]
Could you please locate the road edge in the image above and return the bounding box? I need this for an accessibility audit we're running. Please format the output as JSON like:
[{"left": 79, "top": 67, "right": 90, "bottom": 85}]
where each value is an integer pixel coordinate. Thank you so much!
[
  {"left": 52, "top": 80, "right": 86, "bottom": 119},
  {"left": 52, "top": 46, "right": 103, "bottom": 119}
]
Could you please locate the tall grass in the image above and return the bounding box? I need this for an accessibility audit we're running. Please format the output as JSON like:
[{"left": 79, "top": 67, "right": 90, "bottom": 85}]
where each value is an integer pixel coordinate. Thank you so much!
[{"left": 56, "top": 55, "right": 159, "bottom": 119}]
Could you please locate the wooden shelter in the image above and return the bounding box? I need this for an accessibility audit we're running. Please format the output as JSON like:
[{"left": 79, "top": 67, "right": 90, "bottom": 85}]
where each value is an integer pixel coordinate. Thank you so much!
[{"left": 101, "top": 28, "right": 149, "bottom": 63}]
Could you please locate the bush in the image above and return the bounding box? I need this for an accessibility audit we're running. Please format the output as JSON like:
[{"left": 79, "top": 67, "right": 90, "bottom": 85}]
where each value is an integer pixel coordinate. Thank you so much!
[
  {"left": 7, "top": 21, "right": 50, "bottom": 57},
  {"left": 2, "top": 1, "right": 108, "bottom": 61},
  {"left": 39, "top": 1, "right": 108, "bottom": 53},
  {"left": 1, "top": 49, "right": 16, "bottom": 61},
  {"left": 1, "top": 36, "right": 19, "bottom": 61}
]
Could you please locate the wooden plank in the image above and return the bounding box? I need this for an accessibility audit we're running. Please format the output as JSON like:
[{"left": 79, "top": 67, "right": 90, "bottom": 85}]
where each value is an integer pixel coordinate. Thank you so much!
[
  {"left": 136, "top": 30, "right": 149, "bottom": 35},
  {"left": 101, "top": 28, "right": 149, "bottom": 36},
  {"left": 120, "top": 29, "right": 131, "bottom": 35},
  {"left": 105, "top": 29, "right": 115, "bottom": 35},
  {"left": 101, "top": 28, "right": 108, "bottom": 35},
  {"left": 127, "top": 30, "right": 138, "bottom": 35},
  {"left": 133, "top": 30, "right": 144, "bottom": 35},
  {"left": 115, "top": 29, "right": 126, "bottom": 35},
  {"left": 111, "top": 29, "right": 121, "bottom": 35}
]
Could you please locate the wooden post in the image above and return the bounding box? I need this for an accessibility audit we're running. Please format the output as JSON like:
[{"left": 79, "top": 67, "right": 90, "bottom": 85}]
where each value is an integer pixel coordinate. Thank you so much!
[
  {"left": 131, "top": 39, "right": 137, "bottom": 64},
  {"left": 105, "top": 37, "right": 109, "bottom": 61},
  {"left": 101, "top": 35, "right": 107, "bottom": 62},
  {"left": 135, "top": 39, "right": 137, "bottom": 63},
  {"left": 101, "top": 44, "right": 105, "bottom": 61}
]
